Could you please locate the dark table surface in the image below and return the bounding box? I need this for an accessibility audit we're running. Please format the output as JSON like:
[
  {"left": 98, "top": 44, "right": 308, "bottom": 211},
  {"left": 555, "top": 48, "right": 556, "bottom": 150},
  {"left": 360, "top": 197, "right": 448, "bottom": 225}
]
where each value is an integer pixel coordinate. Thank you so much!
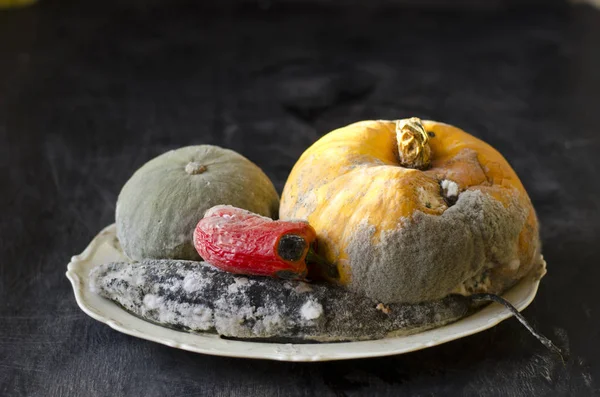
[{"left": 1, "top": 1, "right": 600, "bottom": 396}]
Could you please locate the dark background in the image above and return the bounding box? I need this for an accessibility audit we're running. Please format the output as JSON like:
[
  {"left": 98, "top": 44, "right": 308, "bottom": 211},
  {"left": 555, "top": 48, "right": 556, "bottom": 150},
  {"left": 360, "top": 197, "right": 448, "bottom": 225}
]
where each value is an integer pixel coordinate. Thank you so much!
[{"left": 1, "top": 1, "right": 599, "bottom": 396}]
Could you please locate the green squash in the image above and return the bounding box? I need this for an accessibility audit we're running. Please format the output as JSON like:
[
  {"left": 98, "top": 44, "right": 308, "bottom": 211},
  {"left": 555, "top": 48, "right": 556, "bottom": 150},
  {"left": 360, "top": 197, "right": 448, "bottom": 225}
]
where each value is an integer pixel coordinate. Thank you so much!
[{"left": 116, "top": 145, "right": 280, "bottom": 261}]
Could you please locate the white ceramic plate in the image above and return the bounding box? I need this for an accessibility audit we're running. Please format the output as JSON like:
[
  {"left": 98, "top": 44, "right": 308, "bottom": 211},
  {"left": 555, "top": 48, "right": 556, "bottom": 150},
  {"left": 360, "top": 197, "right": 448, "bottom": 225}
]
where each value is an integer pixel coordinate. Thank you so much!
[{"left": 67, "top": 224, "right": 543, "bottom": 362}]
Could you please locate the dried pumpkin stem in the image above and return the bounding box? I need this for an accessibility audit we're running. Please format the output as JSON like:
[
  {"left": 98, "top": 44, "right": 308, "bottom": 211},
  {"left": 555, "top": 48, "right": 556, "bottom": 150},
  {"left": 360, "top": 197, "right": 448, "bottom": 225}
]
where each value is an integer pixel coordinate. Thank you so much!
[{"left": 396, "top": 117, "right": 431, "bottom": 169}]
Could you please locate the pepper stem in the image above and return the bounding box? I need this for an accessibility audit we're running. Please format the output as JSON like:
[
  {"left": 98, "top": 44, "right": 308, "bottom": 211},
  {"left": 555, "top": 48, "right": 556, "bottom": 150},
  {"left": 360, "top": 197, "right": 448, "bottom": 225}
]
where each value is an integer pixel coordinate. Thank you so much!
[
  {"left": 306, "top": 247, "right": 339, "bottom": 279},
  {"left": 396, "top": 117, "right": 431, "bottom": 169}
]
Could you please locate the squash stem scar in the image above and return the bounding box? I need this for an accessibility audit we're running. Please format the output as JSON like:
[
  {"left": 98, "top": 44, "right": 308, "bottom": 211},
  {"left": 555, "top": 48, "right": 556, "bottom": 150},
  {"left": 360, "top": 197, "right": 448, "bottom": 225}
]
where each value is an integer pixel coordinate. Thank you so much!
[{"left": 185, "top": 162, "right": 207, "bottom": 175}]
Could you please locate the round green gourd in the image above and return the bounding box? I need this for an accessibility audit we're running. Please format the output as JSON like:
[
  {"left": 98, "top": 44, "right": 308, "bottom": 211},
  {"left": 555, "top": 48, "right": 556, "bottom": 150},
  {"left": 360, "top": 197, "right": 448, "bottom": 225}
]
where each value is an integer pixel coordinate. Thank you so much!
[{"left": 116, "top": 145, "right": 280, "bottom": 261}]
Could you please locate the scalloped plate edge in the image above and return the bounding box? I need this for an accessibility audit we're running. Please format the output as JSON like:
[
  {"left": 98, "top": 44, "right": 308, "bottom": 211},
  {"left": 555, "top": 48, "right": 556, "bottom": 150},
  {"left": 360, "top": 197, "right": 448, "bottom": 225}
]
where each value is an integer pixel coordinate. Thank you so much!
[{"left": 67, "top": 224, "right": 543, "bottom": 362}]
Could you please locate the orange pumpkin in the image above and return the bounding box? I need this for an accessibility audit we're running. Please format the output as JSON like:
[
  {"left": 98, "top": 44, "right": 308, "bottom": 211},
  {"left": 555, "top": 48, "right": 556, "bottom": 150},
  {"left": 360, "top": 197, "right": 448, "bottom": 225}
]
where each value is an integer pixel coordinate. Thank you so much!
[{"left": 280, "top": 118, "right": 543, "bottom": 304}]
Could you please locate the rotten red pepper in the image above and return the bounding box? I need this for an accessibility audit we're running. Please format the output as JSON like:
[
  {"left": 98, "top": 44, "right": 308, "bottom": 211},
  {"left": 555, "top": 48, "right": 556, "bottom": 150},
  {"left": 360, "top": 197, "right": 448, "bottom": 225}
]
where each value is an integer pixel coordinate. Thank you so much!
[{"left": 193, "top": 205, "right": 336, "bottom": 280}]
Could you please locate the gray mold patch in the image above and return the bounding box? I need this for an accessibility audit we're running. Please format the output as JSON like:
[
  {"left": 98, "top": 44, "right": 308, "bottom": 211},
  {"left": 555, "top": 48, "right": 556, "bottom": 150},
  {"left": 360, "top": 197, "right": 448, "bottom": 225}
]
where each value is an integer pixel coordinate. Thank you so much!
[
  {"left": 345, "top": 189, "right": 528, "bottom": 304},
  {"left": 90, "top": 259, "right": 474, "bottom": 342}
]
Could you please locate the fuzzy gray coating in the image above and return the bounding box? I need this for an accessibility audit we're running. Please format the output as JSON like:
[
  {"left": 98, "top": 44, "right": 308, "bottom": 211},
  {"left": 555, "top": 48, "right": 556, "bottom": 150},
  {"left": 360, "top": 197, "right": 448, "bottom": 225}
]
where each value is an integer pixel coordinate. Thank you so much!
[
  {"left": 90, "top": 260, "right": 474, "bottom": 342},
  {"left": 116, "top": 145, "right": 280, "bottom": 261},
  {"left": 345, "top": 189, "right": 529, "bottom": 304}
]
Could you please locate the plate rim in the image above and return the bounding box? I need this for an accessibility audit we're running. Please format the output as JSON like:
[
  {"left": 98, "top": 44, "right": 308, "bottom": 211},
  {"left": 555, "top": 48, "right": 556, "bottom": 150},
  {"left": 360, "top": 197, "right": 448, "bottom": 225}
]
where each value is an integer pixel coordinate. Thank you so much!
[{"left": 66, "top": 224, "right": 543, "bottom": 362}]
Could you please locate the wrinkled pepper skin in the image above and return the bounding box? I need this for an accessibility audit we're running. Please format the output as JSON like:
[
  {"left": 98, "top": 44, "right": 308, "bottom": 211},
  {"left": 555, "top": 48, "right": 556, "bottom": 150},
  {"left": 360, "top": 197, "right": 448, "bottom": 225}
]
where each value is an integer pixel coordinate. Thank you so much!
[{"left": 193, "top": 205, "right": 318, "bottom": 280}]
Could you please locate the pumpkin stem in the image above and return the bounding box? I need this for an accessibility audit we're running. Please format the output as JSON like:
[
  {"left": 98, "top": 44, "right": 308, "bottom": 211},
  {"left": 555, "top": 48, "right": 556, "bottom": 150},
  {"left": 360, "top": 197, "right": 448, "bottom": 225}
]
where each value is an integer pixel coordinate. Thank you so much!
[
  {"left": 185, "top": 162, "right": 207, "bottom": 175},
  {"left": 396, "top": 117, "right": 431, "bottom": 169}
]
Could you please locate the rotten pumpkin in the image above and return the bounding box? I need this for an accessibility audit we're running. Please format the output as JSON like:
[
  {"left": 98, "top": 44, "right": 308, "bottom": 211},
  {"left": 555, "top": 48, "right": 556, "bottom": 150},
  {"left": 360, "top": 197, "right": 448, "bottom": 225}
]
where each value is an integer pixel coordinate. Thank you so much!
[{"left": 280, "top": 118, "right": 544, "bottom": 304}]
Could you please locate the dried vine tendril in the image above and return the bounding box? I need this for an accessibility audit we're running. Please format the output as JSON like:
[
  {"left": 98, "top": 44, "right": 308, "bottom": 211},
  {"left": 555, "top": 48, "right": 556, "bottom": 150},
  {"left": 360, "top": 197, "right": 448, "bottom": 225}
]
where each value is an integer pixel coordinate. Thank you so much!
[{"left": 470, "top": 293, "right": 566, "bottom": 362}]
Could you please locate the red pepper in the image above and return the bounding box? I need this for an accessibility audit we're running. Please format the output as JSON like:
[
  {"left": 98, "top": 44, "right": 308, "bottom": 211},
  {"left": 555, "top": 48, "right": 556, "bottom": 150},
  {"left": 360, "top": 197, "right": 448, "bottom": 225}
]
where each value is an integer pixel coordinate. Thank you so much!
[{"left": 193, "top": 205, "right": 336, "bottom": 280}]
